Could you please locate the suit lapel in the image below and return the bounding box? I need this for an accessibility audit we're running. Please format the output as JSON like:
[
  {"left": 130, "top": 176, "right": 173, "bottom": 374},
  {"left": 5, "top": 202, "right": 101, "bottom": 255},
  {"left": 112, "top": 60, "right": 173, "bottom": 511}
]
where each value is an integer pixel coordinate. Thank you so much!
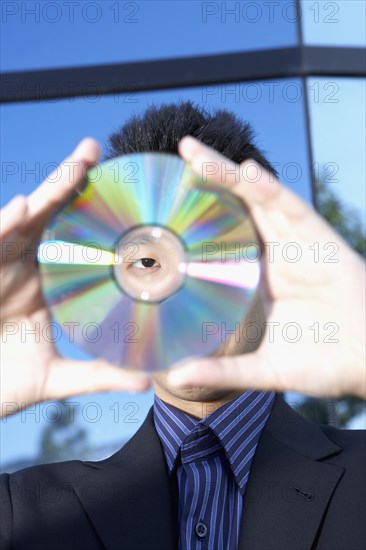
[
  {"left": 72, "top": 407, "right": 178, "bottom": 550},
  {"left": 71, "top": 396, "right": 345, "bottom": 550},
  {"left": 237, "top": 395, "right": 344, "bottom": 550}
]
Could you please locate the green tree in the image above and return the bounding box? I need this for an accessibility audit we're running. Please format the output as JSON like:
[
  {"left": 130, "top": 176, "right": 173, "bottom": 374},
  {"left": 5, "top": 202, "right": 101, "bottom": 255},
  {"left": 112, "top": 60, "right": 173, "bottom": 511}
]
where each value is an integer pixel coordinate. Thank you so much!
[
  {"left": 38, "top": 399, "right": 92, "bottom": 464},
  {"left": 316, "top": 179, "right": 365, "bottom": 259},
  {"left": 299, "top": 178, "right": 365, "bottom": 427}
]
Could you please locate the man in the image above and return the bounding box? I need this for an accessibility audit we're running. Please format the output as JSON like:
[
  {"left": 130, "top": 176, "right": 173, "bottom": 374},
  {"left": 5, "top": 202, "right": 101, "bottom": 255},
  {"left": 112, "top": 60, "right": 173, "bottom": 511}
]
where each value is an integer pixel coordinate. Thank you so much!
[{"left": 1, "top": 103, "right": 365, "bottom": 549}]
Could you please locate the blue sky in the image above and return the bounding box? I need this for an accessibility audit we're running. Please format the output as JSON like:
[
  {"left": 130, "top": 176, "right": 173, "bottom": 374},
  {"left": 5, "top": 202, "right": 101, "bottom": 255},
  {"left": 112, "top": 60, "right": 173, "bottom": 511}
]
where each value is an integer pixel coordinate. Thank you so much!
[{"left": 1, "top": 1, "right": 365, "bottom": 466}]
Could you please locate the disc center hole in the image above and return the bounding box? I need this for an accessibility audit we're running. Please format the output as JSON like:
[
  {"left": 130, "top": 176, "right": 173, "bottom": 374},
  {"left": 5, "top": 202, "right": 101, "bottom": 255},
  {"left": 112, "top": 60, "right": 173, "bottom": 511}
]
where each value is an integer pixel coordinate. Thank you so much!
[{"left": 113, "top": 225, "right": 186, "bottom": 302}]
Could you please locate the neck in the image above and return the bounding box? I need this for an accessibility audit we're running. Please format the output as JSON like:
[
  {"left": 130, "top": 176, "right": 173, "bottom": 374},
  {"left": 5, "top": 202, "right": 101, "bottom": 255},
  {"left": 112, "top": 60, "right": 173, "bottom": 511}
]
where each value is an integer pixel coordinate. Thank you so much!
[{"left": 152, "top": 377, "right": 243, "bottom": 420}]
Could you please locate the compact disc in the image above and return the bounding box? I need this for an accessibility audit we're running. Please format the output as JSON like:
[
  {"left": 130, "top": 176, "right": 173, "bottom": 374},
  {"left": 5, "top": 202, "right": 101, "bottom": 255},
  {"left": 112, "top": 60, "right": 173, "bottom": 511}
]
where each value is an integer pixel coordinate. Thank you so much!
[{"left": 38, "top": 153, "right": 261, "bottom": 371}]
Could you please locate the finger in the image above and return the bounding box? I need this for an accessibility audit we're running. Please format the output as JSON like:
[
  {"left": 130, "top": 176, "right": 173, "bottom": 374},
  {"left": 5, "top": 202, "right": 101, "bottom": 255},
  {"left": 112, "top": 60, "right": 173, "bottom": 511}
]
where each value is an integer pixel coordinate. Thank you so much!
[
  {"left": 44, "top": 357, "right": 151, "bottom": 400},
  {"left": 167, "top": 353, "right": 284, "bottom": 393},
  {"left": 0, "top": 195, "right": 28, "bottom": 239},
  {"left": 179, "top": 136, "right": 311, "bottom": 220},
  {"left": 27, "top": 137, "right": 101, "bottom": 220},
  {"left": 179, "top": 136, "right": 346, "bottom": 250},
  {"left": 167, "top": 354, "right": 351, "bottom": 398}
]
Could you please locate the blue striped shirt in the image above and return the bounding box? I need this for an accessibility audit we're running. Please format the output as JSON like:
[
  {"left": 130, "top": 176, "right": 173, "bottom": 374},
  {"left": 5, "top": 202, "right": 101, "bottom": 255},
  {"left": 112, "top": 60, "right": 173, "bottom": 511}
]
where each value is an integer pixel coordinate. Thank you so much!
[{"left": 153, "top": 390, "right": 275, "bottom": 550}]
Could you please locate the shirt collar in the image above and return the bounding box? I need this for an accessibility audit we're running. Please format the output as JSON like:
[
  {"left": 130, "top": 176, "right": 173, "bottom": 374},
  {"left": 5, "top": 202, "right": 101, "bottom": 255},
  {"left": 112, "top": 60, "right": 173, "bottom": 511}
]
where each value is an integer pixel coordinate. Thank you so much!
[{"left": 153, "top": 390, "right": 275, "bottom": 494}]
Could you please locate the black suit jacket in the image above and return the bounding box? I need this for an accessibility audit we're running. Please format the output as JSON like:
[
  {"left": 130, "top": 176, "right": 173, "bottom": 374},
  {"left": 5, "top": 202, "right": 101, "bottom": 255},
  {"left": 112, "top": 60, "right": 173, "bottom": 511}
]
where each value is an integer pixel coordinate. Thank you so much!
[{"left": 1, "top": 395, "right": 365, "bottom": 550}]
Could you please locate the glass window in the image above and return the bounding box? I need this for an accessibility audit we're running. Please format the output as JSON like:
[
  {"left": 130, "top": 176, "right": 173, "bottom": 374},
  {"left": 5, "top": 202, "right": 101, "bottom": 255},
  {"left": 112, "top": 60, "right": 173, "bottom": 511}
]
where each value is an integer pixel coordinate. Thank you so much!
[
  {"left": 1, "top": 0, "right": 299, "bottom": 72},
  {"left": 0, "top": 79, "right": 312, "bottom": 204},
  {"left": 301, "top": 0, "right": 366, "bottom": 46},
  {"left": 0, "top": 80, "right": 312, "bottom": 470},
  {"left": 307, "top": 77, "right": 366, "bottom": 230}
]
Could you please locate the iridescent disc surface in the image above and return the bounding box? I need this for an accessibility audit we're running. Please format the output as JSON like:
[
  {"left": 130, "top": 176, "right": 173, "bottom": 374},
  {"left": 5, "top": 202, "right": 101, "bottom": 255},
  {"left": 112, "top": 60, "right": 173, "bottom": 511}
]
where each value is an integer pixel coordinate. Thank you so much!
[{"left": 38, "top": 153, "right": 261, "bottom": 371}]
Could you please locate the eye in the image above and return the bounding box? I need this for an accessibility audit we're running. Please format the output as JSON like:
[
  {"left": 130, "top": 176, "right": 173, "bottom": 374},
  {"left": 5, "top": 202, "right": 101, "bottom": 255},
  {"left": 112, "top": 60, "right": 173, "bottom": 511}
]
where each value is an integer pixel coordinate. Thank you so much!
[{"left": 131, "top": 258, "right": 161, "bottom": 270}]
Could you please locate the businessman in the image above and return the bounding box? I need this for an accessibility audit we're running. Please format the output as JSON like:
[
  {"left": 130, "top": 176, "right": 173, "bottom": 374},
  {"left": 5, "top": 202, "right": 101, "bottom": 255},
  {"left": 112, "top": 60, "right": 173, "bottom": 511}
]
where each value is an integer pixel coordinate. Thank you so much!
[{"left": 1, "top": 102, "right": 365, "bottom": 549}]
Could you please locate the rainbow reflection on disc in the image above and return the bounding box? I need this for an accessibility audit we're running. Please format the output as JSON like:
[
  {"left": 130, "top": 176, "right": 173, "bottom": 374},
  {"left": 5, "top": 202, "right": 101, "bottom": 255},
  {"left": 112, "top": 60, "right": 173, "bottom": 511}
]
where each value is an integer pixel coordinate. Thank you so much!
[{"left": 38, "top": 153, "right": 261, "bottom": 371}]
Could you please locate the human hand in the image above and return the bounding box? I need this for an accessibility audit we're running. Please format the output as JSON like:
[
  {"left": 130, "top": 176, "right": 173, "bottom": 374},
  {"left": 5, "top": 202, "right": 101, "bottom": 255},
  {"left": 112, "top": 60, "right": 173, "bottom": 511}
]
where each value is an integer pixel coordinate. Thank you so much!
[
  {"left": 168, "top": 137, "right": 366, "bottom": 400},
  {"left": 0, "top": 139, "right": 150, "bottom": 417}
]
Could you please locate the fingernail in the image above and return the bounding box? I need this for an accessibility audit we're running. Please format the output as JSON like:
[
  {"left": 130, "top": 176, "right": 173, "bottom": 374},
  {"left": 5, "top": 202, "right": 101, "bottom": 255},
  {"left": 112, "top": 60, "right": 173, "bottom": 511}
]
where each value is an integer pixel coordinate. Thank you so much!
[
  {"left": 168, "top": 356, "right": 199, "bottom": 386},
  {"left": 168, "top": 370, "right": 188, "bottom": 386},
  {"left": 74, "top": 139, "right": 89, "bottom": 157},
  {"left": 73, "top": 138, "right": 99, "bottom": 161},
  {"left": 179, "top": 136, "right": 196, "bottom": 160}
]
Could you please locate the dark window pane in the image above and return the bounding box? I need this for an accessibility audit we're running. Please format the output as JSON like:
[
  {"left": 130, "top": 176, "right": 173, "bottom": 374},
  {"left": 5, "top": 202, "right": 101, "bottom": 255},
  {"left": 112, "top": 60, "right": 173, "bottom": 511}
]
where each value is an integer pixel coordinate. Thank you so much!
[
  {"left": 0, "top": 79, "right": 311, "bottom": 206},
  {"left": 1, "top": 0, "right": 299, "bottom": 72},
  {"left": 1, "top": 80, "right": 311, "bottom": 468}
]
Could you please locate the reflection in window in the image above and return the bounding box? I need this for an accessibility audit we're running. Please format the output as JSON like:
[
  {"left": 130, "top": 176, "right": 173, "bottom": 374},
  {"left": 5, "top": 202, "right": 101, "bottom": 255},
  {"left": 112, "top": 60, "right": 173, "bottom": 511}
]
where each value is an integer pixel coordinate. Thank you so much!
[
  {"left": 307, "top": 77, "right": 366, "bottom": 231},
  {"left": 1, "top": 0, "right": 299, "bottom": 71},
  {"left": 1, "top": 80, "right": 311, "bottom": 470},
  {"left": 301, "top": 0, "right": 366, "bottom": 46},
  {"left": 1, "top": 79, "right": 312, "bottom": 205}
]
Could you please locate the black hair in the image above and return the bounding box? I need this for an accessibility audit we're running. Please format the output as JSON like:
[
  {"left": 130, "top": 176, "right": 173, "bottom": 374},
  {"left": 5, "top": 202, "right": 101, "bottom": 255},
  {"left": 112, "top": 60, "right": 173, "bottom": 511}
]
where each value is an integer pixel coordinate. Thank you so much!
[{"left": 106, "top": 101, "right": 277, "bottom": 175}]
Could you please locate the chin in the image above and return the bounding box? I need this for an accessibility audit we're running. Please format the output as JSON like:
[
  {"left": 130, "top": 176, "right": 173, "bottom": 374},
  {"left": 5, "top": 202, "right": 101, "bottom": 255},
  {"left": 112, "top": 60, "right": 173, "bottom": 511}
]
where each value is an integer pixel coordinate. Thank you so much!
[{"left": 152, "top": 372, "right": 231, "bottom": 402}]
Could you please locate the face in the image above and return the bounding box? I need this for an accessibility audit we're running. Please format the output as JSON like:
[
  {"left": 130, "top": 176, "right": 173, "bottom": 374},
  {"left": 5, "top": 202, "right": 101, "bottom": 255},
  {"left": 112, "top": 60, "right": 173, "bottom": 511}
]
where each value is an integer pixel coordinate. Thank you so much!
[
  {"left": 152, "top": 370, "right": 243, "bottom": 402},
  {"left": 153, "top": 288, "right": 266, "bottom": 404},
  {"left": 116, "top": 225, "right": 265, "bottom": 405}
]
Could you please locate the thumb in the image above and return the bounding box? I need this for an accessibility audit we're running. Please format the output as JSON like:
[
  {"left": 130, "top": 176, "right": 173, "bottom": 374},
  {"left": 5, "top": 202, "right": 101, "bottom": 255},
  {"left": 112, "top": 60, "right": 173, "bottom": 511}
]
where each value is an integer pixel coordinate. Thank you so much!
[{"left": 167, "top": 352, "right": 279, "bottom": 393}]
